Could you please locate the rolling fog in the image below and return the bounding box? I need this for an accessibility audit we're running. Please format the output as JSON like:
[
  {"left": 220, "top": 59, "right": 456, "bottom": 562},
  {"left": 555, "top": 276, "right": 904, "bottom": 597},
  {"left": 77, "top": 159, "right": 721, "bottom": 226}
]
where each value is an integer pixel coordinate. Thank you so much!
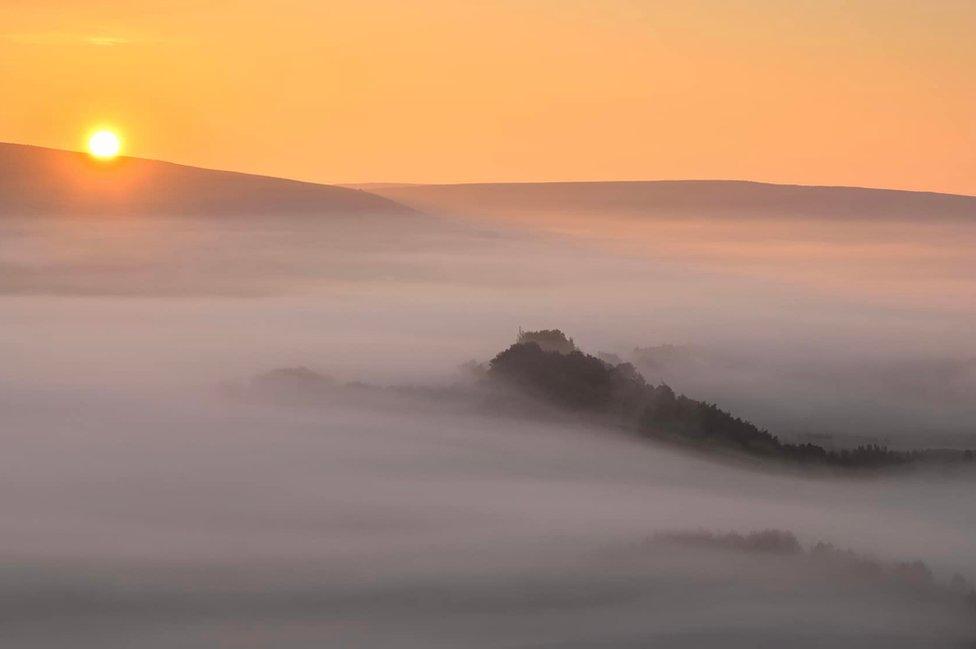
[
  {"left": 3, "top": 382, "right": 976, "bottom": 647},
  {"left": 5, "top": 199, "right": 976, "bottom": 445},
  {"left": 2, "top": 200, "right": 976, "bottom": 646}
]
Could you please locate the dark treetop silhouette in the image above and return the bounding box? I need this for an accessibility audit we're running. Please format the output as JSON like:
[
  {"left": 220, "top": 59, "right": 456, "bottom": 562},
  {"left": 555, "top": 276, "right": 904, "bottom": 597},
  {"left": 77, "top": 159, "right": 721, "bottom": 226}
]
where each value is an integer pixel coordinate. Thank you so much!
[{"left": 488, "top": 330, "right": 974, "bottom": 469}]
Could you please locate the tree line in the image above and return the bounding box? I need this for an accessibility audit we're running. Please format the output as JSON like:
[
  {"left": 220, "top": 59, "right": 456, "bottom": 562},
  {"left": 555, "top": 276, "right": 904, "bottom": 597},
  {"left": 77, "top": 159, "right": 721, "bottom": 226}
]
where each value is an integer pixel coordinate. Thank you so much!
[{"left": 487, "top": 332, "right": 968, "bottom": 469}]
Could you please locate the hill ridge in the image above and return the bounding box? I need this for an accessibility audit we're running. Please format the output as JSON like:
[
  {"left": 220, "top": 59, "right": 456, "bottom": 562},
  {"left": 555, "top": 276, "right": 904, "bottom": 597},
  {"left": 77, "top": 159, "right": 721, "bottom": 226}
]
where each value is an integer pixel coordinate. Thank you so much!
[
  {"left": 0, "top": 142, "right": 418, "bottom": 218},
  {"left": 354, "top": 178, "right": 976, "bottom": 199},
  {"left": 362, "top": 179, "right": 976, "bottom": 221}
]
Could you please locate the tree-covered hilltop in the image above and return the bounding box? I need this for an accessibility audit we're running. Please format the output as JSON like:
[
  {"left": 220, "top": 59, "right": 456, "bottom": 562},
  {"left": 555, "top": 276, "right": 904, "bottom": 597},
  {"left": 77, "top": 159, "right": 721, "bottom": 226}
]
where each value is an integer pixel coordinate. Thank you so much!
[
  {"left": 488, "top": 333, "right": 955, "bottom": 469},
  {"left": 651, "top": 529, "right": 976, "bottom": 612},
  {"left": 516, "top": 328, "right": 578, "bottom": 354}
]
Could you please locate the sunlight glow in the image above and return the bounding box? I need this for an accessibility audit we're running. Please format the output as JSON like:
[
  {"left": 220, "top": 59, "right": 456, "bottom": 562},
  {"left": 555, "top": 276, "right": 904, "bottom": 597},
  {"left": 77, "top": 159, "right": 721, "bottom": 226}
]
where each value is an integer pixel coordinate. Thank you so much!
[{"left": 87, "top": 130, "right": 122, "bottom": 160}]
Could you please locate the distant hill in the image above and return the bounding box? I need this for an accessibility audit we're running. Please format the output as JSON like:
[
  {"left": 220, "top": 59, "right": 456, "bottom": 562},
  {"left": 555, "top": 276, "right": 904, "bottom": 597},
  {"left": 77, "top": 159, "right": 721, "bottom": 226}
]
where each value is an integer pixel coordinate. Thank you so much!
[
  {"left": 361, "top": 180, "right": 976, "bottom": 221},
  {"left": 0, "top": 142, "right": 417, "bottom": 218}
]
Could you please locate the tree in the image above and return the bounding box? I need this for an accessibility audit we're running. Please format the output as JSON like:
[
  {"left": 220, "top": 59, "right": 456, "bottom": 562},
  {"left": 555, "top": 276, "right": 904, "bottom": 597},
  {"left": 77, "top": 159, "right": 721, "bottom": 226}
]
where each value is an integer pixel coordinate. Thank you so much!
[
  {"left": 516, "top": 328, "right": 577, "bottom": 354},
  {"left": 487, "top": 337, "right": 918, "bottom": 469}
]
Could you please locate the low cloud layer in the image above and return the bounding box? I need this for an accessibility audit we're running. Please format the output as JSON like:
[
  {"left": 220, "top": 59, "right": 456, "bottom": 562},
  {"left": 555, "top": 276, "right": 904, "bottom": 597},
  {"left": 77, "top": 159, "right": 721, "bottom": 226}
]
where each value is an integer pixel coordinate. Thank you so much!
[
  {"left": 1, "top": 377, "right": 974, "bottom": 646},
  {"left": 3, "top": 185, "right": 976, "bottom": 645}
]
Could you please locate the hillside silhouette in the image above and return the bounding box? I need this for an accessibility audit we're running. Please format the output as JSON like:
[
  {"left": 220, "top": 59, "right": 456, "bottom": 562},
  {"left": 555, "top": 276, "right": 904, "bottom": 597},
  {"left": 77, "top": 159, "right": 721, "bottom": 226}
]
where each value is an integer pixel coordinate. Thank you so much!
[
  {"left": 0, "top": 142, "right": 417, "bottom": 218},
  {"left": 488, "top": 331, "right": 975, "bottom": 469},
  {"left": 365, "top": 179, "right": 976, "bottom": 221}
]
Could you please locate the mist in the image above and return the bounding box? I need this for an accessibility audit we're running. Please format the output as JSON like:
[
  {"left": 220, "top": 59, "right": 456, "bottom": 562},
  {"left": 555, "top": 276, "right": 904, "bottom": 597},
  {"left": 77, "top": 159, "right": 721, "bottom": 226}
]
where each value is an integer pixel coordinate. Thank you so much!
[
  {"left": 3, "top": 180, "right": 976, "bottom": 645},
  {"left": 5, "top": 191, "right": 976, "bottom": 444},
  {"left": 3, "top": 380, "right": 975, "bottom": 647}
]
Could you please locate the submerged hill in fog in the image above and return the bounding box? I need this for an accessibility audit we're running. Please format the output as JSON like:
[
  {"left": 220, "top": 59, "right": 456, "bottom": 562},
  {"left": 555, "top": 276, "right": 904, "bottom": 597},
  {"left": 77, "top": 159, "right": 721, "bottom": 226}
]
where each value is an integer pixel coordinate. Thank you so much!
[
  {"left": 362, "top": 179, "right": 976, "bottom": 220},
  {"left": 245, "top": 329, "right": 975, "bottom": 471},
  {"left": 0, "top": 142, "right": 416, "bottom": 218},
  {"left": 486, "top": 334, "right": 924, "bottom": 469}
]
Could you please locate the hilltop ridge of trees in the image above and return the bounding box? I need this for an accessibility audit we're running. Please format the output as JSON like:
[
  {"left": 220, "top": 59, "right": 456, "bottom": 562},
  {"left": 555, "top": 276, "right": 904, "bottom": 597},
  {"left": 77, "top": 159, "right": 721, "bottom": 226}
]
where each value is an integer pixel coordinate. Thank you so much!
[
  {"left": 652, "top": 529, "right": 976, "bottom": 611},
  {"left": 516, "top": 328, "right": 578, "bottom": 354},
  {"left": 488, "top": 331, "right": 962, "bottom": 469}
]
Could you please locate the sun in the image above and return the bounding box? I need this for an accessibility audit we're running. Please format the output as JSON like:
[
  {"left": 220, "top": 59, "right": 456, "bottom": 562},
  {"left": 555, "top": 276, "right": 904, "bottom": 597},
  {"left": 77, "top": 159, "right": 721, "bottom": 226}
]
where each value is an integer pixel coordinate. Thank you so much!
[{"left": 87, "top": 129, "right": 122, "bottom": 160}]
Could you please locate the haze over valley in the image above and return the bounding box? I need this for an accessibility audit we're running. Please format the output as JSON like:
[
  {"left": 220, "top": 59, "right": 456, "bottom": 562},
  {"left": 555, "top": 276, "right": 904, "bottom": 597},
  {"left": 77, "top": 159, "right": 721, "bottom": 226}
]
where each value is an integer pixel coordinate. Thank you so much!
[
  {"left": 2, "top": 143, "right": 976, "bottom": 647},
  {"left": 6, "top": 143, "right": 975, "bottom": 444}
]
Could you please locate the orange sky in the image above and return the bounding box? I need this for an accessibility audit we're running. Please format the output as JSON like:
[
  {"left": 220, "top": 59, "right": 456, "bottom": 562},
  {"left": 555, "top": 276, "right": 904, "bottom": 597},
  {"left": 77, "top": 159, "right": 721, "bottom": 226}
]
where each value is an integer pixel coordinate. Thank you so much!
[{"left": 1, "top": 0, "right": 973, "bottom": 194}]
